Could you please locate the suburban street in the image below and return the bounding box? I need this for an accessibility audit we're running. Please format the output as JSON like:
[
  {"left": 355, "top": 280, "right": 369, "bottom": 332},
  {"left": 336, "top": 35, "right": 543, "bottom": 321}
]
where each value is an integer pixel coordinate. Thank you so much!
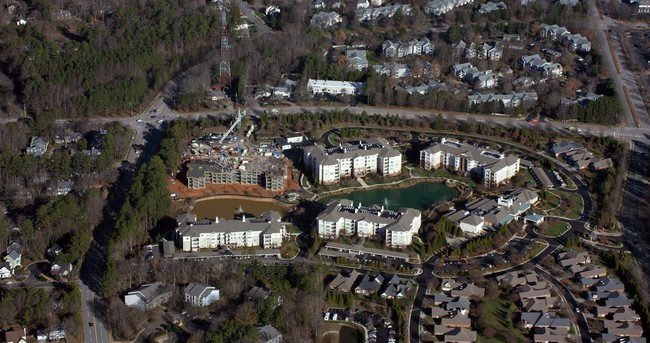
[{"left": 79, "top": 280, "right": 111, "bottom": 343}]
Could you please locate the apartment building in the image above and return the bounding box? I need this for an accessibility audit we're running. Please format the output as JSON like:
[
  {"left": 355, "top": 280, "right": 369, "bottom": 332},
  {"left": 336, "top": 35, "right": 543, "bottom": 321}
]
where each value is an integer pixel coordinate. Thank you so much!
[
  {"left": 187, "top": 158, "right": 287, "bottom": 191},
  {"left": 317, "top": 199, "right": 421, "bottom": 247},
  {"left": 303, "top": 138, "right": 401, "bottom": 185},
  {"left": 307, "top": 79, "right": 364, "bottom": 95},
  {"left": 382, "top": 38, "right": 434, "bottom": 58},
  {"left": 420, "top": 139, "right": 520, "bottom": 186},
  {"left": 175, "top": 212, "right": 286, "bottom": 251}
]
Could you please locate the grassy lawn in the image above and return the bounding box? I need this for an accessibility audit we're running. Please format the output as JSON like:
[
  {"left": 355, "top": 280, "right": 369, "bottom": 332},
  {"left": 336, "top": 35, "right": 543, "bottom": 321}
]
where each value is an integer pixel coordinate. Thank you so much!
[
  {"left": 478, "top": 296, "right": 529, "bottom": 343},
  {"left": 545, "top": 221, "right": 569, "bottom": 237},
  {"left": 548, "top": 190, "right": 584, "bottom": 219},
  {"left": 519, "top": 169, "right": 537, "bottom": 187},
  {"left": 286, "top": 224, "right": 302, "bottom": 234},
  {"left": 280, "top": 240, "right": 300, "bottom": 258},
  {"left": 432, "top": 169, "right": 478, "bottom": 188},
  {"left": 538, "top": 191, "right": 562, "bottom": 211}
]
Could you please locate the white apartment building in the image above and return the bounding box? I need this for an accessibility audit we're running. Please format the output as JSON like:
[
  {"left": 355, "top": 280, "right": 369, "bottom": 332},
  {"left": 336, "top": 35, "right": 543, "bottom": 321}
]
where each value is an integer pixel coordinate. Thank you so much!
[
  {"left": 317, "top": 199, "right": 422, "bottom": 247},
  {"left": 175, "top": 212, "right": 286, "bottom": 251},
  {"left": 420, "top": 139, "right": 520, "bottom": 186},
  {"left": 303, "top": 138, "right": 401, "bottom": 185},
  {"left": 307, "top": 79, "right": 363, "bottom": 96}
]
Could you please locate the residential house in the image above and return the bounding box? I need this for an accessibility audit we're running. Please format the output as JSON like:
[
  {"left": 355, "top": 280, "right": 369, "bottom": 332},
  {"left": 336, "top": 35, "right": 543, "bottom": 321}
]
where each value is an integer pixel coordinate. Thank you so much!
[
  {"left": 26, "top": 136, "right": 49, "bottom": 156},
  {"left": 310, "top": 11, "right": 342, "bottom": 28},
  {"left": 50, "top": 262, "right": 73, "bottom": 277},
  {"left": 522, "top": 297, "right": 557, "bottom": 312},
  {"left": 432, "top": 326, "right": 478, "bottom": 342},
  {"left": 345, "top": 50, "right": 368, "bottom": 71},
  {"left": 562, "top": 92, "right": 603, "bottom": 106},
  {"left": 372, "top": 62, "right": 409, "bottom": 78},
  {"left": 539, "top": 24, "right": 591, "bottom": 52},
  {"left": 602, "top": 292, "right": 634, "bottom": 307},
  {"left": 4, "top": 250, "right": 21, "bottom": 269},
  {"left": 184, "top": 283, "right": 220, "bottom": 307},
  {"left": 328, "top": 270, "right": 362, "bottom": 293},
  {"left": 478, "top": 1, "right": 506, "bottom": 13},
  {"left": 0, "top": 262, "right": 12, "bottom": 278},
  {"left": 441, "top": 278, "right": 463, "bottom": 292},
  {"left": 247, "top": 286, "right": 271, "bottom": 303},
  {"left": 520, "top": 311, "right": 571, "bottom": 330},
  {"left": 603, "top": 320, "right": 644, "bottom": 337},
  {"left": 420, "top": 138, "right": 521, "bottom": 186},
  {"left": 316, "top": 199, "right": 421, "bottom": 248},
  {"left": 497, "top": 271, "right": 539, "bottom": 287},
  {"left": 519, "top": 54, "right": 563, "bottom": 79},
  {"left": 480, "top": 41, "right": 504, "bottom": 60},
  {"left": 382, "top": 38, "right": 433, "bottom": 58},
  {"left": 4, "top": 328, "right": 27, "bottom": 343},
  {"left": 307, "top": 79, "right": 363, "bottom": 95},
  {"left": 54, "top": 131, "right": 83, "bottom": 145},
  {"left": 532, "top": 327, "right": 569, "bottom": 342},
  {"left": 49, "top": 180, "right": 74, "bottom": 196},
  {"left": 205, "top": 90, "right": 226, "bottom": 101},
  {"left": 6, "top": 242, "right": 20, "bottom": 255},
  {"left": 175, "top": 212, "right": 286, "bottom": 251},
  {"left": 576, "top": 264, "right": 607, "bottom": 279},
  {"left": 124, "top": 282, "right": 172, "bottom": 310},
  {"left": 303, "top": 138, "right": 402, "bottom": 186},
  {"left": 539, "top": 24, "right": 570, "bottom": 40},
  {"left": 446, "top": 296, "right": 471, "bottom": 311},
  {"left": 450, "top": 62, "right": 477, "bottom": 80},
  {"left": 468, "top": 92, "right": 538, "bottom": 108},
  {"left": 257, "top": 325, "right": 282, "bottom": 343},
  {"left": 396, "top": 81, "right": 447, "bottom": 95},
  {"left": 466, "top": 70, "right": 497, "bottom": 89},
  {"left": 273, "top": 78, "right": 297, "bottom": 98},
  {"left": 357, "top": 0, "right": 370, "bottom": 8},
  {"left": 565, "top": 149, "right": 593, "bottom": 170},
  {"left": 425, "top": 0, "right": 474, "bottom": 15},
  {"left": 441, "top": 310, "right": 472, "bottom": 328},
  {"left": 354, "top": 273, "right": 385, "bottom": 295},
  {"left": 450, "top": 283, "right": 485, "bottom": 298},
  {"left": 356, "top": 4, "right": 413, "bottom": 21},
  {"left": 380, "top": 274, "right": 411, "bottom": 299}
]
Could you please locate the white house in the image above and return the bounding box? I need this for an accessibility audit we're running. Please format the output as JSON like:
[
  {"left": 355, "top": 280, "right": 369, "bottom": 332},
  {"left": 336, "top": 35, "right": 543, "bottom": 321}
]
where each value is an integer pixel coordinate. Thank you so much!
[
  {"left": 345, "top": 50, "right": 369, "bottom": 71},
  {"left": 467, "top": 92, "right": 539, "bottom": 108},
  {"left": 317, "top": 199, "right": 422, "bottom": 247},
  {"left": 307, "top": 79, "right": 363, "bottom": 96},
  {"left": 310, "top": 11, "right": 342, "bottom": 28},
  {"left": 303, "top": 138, "right": 401, "bottom": 185},
  {"left": 4, "top": 250, "right": 21, "bottom": 270},
  {"left": 175, "top": 211, "right": 286, "bottom": 251},
  {"left": 184, "top": 283, "right": 220, "bottom": 307},
  {"left": 382, "top": 38, "right": 433, "bottom": 58},
  {"left": 0, "top": 262, "right": 12, "bottom": 278},
  {"left": 425, "top": 0, "right": 474, "bottom": 15}
]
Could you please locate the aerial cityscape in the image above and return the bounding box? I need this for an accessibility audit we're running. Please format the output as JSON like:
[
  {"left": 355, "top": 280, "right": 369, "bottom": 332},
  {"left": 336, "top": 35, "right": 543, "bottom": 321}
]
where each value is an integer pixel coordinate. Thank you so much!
[{"left": 0, "top": 0, "right": 648, "bottom": 342}]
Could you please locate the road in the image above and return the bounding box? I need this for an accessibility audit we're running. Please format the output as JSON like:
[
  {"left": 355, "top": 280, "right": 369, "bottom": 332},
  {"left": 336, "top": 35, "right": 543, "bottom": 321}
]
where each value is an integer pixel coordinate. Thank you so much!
[
  {"left": 235, "top": 0, "right": 272, "bottom": 35},
  {"left": 588, "top": 0, "right": 650, "bottom": 127},
  {"left": 79, "top": 280, "right": 110, "bottom": 343}
]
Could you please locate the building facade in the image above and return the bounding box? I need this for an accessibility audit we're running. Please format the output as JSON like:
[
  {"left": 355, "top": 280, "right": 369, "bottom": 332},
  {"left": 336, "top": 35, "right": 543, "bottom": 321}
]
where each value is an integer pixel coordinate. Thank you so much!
[
  {"left": 303, "top": 138, "right": 401, "bottom": 185},
  {"left": 175, "top": 212, "right": 286, "bottom": 251},
  {"left": 317, "top": 199, "right": 421, "bottom": 247},
  {"left": 187, "top": 158, "right": 287, "bottom": 191},
  {"left": 420, "top": 139, "right": 520, "bottom": 186}
]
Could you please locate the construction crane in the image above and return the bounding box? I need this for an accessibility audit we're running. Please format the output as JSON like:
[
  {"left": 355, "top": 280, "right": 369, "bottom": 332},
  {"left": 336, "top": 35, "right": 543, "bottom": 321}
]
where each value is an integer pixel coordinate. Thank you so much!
[{"left": 219, "top": 109, "right": 246, "bottom": 144}]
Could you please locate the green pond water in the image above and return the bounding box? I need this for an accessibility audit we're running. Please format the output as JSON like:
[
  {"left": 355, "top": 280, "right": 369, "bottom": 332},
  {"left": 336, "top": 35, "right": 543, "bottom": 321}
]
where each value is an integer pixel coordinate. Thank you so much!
[{"left": 322, "top": 181, "right": 457, "bottom": 211}]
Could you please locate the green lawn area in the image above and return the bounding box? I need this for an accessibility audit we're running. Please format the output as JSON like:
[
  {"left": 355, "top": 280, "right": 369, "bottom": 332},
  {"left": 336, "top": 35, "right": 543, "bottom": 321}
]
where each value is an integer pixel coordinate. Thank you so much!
[
  {"left": 548, "top": 190, "right": 584, "bottom": 219},
  {"left": 478, "top": 296, "right": 529, "bottom": 343},
  {"left": 545, "top": 221, "right": 569, "bottom": 236},
  {"left": 432, "top": 169, "right": 477, "bottom": 188},
  {"left": 538, "top": 191, "right": 561, "bottom": 211},
  {"left": 286, "top": 224, "right": 301, "bottom": 234},
  {"left": 519, "top": 169, "right": 537, "bottom": 187},
  {"left": 280, "top": 240, "right": 299, "bottom": 258}
]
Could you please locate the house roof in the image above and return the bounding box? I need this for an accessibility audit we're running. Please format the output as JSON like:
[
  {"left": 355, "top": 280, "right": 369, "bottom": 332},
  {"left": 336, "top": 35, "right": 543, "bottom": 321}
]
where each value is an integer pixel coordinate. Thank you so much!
[
  {"left": 4, "top": 327, "right": 26, "bottom": 343},
  {"left": 127, "top": 282, "right": 170, "bottom": 305},
  {"left": 176, "top": 211, "right": 284, "bottom": 238},
  {"left": 184, "top": 283, "right": 217, "bottom": 300},
  {"left": 329, "top": 270, "right": 362, "bottom": 292},
  {"left": 257, "top": 325, "right": 282, "bottom": 341},
  {"left": 450, "top": 283, "right": 485, "bottom": 298}
]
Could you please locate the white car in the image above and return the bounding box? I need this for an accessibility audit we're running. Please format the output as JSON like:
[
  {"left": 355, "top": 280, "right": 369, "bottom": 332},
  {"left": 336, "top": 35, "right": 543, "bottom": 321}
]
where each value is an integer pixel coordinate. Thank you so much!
[
  {"left": 332, "top": 313, "right": 338, "bottom": 321},
  {"left": 136, "top": 119, "right": 143, "bottom": 123},
  {"left": 324, "top": 312, "right": 330, "bottom": 321}
]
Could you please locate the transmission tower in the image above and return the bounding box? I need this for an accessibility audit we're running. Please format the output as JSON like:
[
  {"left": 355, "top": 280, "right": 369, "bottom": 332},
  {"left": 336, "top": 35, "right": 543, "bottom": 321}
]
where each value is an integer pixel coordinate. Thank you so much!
[{"left": 219, "top": 1, "right": 231, "bottom": 89}]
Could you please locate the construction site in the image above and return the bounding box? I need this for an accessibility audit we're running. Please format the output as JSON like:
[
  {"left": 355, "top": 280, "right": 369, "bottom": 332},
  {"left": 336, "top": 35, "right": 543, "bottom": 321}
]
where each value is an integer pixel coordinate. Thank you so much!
[{"left": 175, "top": 110, "right": 299, "bottom": 198}]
